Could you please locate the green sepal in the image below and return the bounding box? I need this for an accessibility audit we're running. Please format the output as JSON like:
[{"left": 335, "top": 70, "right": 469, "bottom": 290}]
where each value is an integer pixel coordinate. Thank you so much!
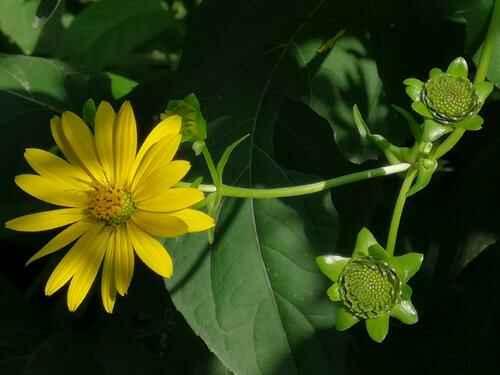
[
  {"left": 388, "top": 252, "right": 424, "bottom": 283},
  {"left": 216, "top": 134, "right": 250, "bottom": 185},
  {"left": 474, "top": 81, "right": 494, "bottom": 104},
  {"left": 429, "top": 67, "right": 443, "bottom": 78},
  {"left": 392, "top": 105, "right": 422, "bottom": 141},
  {"left": 316, "top": 255, "right": 349, "bottom": 282},
  {"left": 421, "top": 119, "right": 453, "bottom": 142},
  {"left": 82, "top": 98, "right": 97, "bottom": 129},
  {"left": 412, "top": 101, "right": 433, "bottom": 119},
  {"left": 327, "top": 284, "right": 341, "bottom": 302},
  {"left": 455, "top": 115, "right": 483, "bottom": 131},
  {"left": 405, "top": 85, "right": 422, "bottom": 102},
  {"left": 368, "top": 244, "right": 389, "bottom": 260},
  {"left": 353, "top": 227, "right": 378, "bottom": 257},
  {"left": 407, "top": 158, "right": 437, "bottom": 196},
  {"left": 192, "top": 140, "right": 206, "bottom": 156},
  {"left": 446, "top": 57, "right": 468, "bottom": 78},
  {"left": 335, "top": 305, "right": 360, "bottom": 331},
  {"left": 403, "top": 78, "right": 424, "bottom": 89},
  {"left": 165, "top": 93, "right": 208, "bottom": 143},
  {"left": 391, "top": 300, "right": 418, "bottom": 325},
  {"left": 401, "top": 284, "right": 413, "bottom": 300},
  {"left": 366, "top": 314, "right": 390, "bottom": 343}
]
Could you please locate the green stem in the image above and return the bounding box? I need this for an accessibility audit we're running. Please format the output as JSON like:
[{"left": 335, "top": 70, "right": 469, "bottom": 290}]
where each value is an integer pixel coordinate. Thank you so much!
[
  {"left": 432, "top": 0, "right": 500, "bottom": 160},
  {"left": 201, "top": 145, "right": 220, "bottom": 186},
  {"left": 181, "top": 163, "right": 410, "bottom": 198},
  {"left": 474, "top": 0, "right": 500, "bottom": 85},
  {"left": 385, "top": 169, "right": 418, "bottom": 256},
  {"left": 431, "top": 127, "right": 466, "bottom": 160}
]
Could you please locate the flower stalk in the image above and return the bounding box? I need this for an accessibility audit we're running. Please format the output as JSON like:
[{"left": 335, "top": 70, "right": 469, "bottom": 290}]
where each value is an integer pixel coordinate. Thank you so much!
[{"left": 183, "top": 163, "right": 411, "bottom": 199}]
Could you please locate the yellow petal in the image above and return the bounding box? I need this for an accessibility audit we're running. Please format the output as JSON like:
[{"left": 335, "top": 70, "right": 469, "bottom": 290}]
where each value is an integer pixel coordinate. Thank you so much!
[
  {"left": 136, "top": 188, "right": 204, "bottom": 213},
  {"left": 6, "top": 208, "right": 85, "bottom": 232},
  {"left": 94, "top": 101, "right": 116, "bottom": 184},
  {"left": 67, "top": 226, "right": 111, "bottom": 311},
  {"left": 101, "top": 240, "right": 117, "bottom": 314},
  {"left": 26, "top": 220, "right": 93, "bottom": 265},
  {"left": 169, "top": 209, "right": 215, "bottom": 232},
  {"left": 130, "top": 133, "right": 181, "bottom": 191},
  {"left": 15, "top": 174, "right": 89, "bottom": 207},
  {"left": 128, "top": 115, "right": 181, "bottom": 185},
  {"left": 50, "top": 116, "right": 82, "bottom": 169},
  {"left": 24, "top": 148, "right": 91, "bottom": 188},
  {"left": 114, "top": 226, "right": 134, "bottom": 296},
  {"left": 131, "top": 210, "right": 188, "bottom": 237},
  {"left": 114, "top": 101, "right": 137, "bottom": 188},
  {"left": 127, "top": 221, "right": 173, "bottom": 278},
  {"left": 45, "top": 223, "right": 104, "bottom": 296},
  {"left": 61, "top": 111, "right": 106, "bottom": 183},
  {"left": 133, "top": 160, "right": 191, "bottom": 202}
]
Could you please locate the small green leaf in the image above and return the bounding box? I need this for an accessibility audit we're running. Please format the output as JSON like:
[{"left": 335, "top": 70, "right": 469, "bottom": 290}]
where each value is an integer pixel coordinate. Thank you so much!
[
  {"left": 166, "top": 94, "right": 208, "bottom": 143},
  {"left": 389, "top": 253, "right": 424, "bottom": 283},
  {"left": 446, "top": 57, "right": 469, "bottom": 78},
  {"left": 353, "top": 227, "right": 378, "bottom": 257},
  {"left": 316, "top": 255, "right": 349, "bottom": 282},
  {"left": 216, "top": 134, "right": 250, "bottom": 184},
  {"left": 365, "top": 314, "right": 390, "bottom": 343},
  {"left": 369, "top": 134, "right": 413, "bottom": 164},
  {"left": 82, "top": 98, "right": 97, "bottom": 129},
  {"left": 335, "top": 305, "right": 359, "bottom": 331},
  {"left": 391, "top": 300, "right": 419, "bottom": 325}
]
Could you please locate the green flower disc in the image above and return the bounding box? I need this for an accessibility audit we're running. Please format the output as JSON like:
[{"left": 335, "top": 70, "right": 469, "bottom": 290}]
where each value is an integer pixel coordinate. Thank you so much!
[
  {"left": 422, "top": 75, "right": 478, "bottom": 123},
  {"left": 339, "top": 257, "right": 401, "bottom": 319}
]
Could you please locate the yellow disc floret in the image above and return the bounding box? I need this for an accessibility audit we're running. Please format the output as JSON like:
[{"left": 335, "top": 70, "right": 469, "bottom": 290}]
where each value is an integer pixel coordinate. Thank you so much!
[{"left": 88, "top": 185, "right": 135, "bottom": 225}]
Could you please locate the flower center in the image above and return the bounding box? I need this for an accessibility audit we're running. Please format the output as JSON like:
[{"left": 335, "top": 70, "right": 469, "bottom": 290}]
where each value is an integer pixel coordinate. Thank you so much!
[
  {"left": 339, "top": 257, "right": 401, "bottom": 319},
  {"left": 422, "top": 75, "right": 478, "bottom": 123},
  {"left": 88, "top": 185, "right": 135, "bottom": 225}
]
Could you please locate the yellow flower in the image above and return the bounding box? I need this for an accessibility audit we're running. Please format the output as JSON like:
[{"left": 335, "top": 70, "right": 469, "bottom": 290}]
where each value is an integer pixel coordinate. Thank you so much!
[{"left": 5, "top": 101, "right": 214, "bottom": 313}]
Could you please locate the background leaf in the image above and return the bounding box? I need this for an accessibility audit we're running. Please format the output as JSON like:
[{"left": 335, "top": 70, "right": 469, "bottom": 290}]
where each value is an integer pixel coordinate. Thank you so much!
[{"left": 59, "top": 0, "right": 184, "bottom": 70}]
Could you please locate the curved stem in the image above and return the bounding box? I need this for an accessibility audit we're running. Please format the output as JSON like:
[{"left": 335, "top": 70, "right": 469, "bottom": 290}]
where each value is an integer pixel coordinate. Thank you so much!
[
  {"left": 201, "top": 146, "right": 220, "bottom": 186},
  {"left": 385, "top": 169, "right": 417, "bottom": 256},
  {"left": 181, "top": 163, "right": 410, "bottom": 198}
]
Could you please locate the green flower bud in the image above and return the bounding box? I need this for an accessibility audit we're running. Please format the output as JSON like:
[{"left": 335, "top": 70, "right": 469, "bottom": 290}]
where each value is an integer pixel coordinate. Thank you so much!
[
  {"left": 316, "top": 228, "right": 423, "bottom": 343},
  {"left": 421, "top": 75, "right": 478, "bottom": 124},
  {"left": 404, "top": 57, "right": 493, "bottom": 127},
  {"left": 339, "top": 257, "right": 401, "bottom": 319}
]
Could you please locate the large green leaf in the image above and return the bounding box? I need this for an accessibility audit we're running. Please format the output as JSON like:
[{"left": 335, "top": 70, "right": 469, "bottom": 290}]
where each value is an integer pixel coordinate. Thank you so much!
[
  {"left": 160, "top": 1, "right": 352, "bottom": 373},
  {"left": 0, "top": 54, "right": 111, "bottom": 236},
  {"left": 59, "top": 0, "right": 183, "bottom": 70}
]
